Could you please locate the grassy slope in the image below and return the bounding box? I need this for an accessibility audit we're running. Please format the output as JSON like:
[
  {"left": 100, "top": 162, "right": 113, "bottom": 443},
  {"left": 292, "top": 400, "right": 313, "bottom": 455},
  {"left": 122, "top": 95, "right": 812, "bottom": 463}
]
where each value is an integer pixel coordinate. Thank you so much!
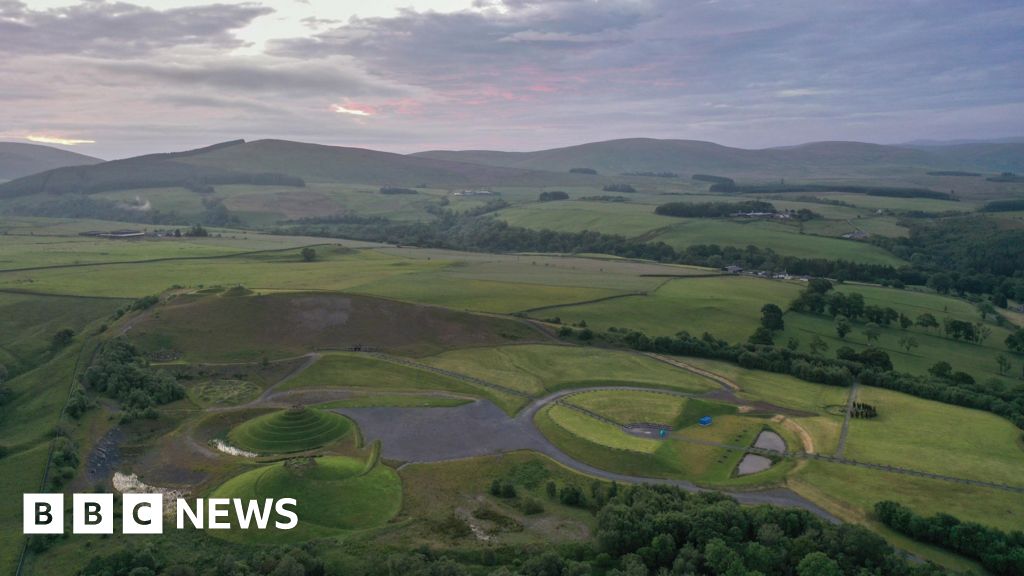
[
  {"left": 208, "top": 456, "right": 402, "bottom": 544},
  {"left": 781, "top": 284, "right": 1014, "bottom": 382},
  {"left": 530, "top": 276, "right": 803, "bottom": 342},
  {"left": 422, "top": 344, "right": 718, "bottom": 396},
  {"left": 565, "top": 390, "right": 687, "bottom": 425},
  {"left": 282, "top": 352, "right": 525, "bottom": 414},
  {"left": 126, "top": 291, "right": 538, "bottom": 362},
  {"left": 0, "top": 292, "right": 124, "bottom": 375},
  {"left": 844, "top": 386, "right": 1024, "bottom": 485},
  {"left": 227, "top": 409, "right": 352, "bottom": 454}
]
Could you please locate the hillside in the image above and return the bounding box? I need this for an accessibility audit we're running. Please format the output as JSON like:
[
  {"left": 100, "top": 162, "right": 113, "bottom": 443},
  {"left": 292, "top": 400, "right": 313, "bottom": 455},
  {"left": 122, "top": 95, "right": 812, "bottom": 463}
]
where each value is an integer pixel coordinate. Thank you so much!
[
  {"left": 0, "top": 139, "right": 590, "bottom": 199},
  {"left": 414, "top": 138, "right": 1024, "bottom": 176},
  {"left": 175, "top": 139, "right": 588, "bottom": 186},
  {"left": 0, "top": 142, "right": 101, "bottom": 181},
  {"left": 0, "top": 140, "right": 303, "bottom": 198}
]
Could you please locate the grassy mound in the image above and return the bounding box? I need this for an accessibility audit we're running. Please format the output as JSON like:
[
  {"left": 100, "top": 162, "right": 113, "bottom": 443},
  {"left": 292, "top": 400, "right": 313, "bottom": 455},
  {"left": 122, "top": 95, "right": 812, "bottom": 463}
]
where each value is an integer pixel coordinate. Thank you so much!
[
  {"left": 208, "top": 455, "right": 402, "bottom": 543},
  {"left": 227, "top": 407, "right": 351, "bottom": 454}
]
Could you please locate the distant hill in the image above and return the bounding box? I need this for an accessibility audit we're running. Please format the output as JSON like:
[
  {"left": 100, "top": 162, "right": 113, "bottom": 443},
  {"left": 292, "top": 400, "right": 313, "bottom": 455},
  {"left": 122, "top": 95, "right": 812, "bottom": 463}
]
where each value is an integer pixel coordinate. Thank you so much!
[
  {"left": 0, "top": 139, "right": 588, "bottom": 198},
  {"left": 0, "top": 140, "right": 304, "bottom": 198},
  {"left": 414, "top": 138, "right": 1024, "bottom": 176},
  {"left": 175, "top": 139, "right": 588, "bottom": 186},
  {"left": 0, "top": 142, "right": 101, "bottom": 181}
]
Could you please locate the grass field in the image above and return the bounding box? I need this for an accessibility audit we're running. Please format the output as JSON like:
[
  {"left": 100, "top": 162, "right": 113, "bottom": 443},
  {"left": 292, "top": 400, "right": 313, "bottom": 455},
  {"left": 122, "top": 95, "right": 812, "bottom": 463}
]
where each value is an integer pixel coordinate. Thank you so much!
[
  {"left": 564, "top": 390, "right": 687, "bottom": 425},
  {"left": 125, "top": 291, "right": 539, "bottom": 362},
  {"left": 208, "top": 455, "right": 402, "bottom": 543},
  {"left": 792, "top": 460, "right": 1024, "bottom": 534},
  {"left": 315, "top": 393, "right": 473, "bottom": 409},
  {"left": 282, "top": 352, "right": 524, "bottom": 413},
  {"left": 0, "top": 443, "right": 49, "bottom": 575},
  {"left": 843, "top": 386, "right": 1024, "bottom": 485},
  {"left": 537, "top": 403, "right": 779, "bottom": 485},
  {"left": 780, "top": 283, "right": 1015, "bottom": 382},
  {"left": 530, "top": 276, "right": 803, "bottom": 341},
  {"left": 188, "top": 379, "right": 261, "bottom": 407},
  {"left": 651, "top": 219, "right": 904, "bottom": 265},
  {"left": 497, "top": 200, "right": 680, "bottom": 236},
  {"left": 548, "top": 404, "right": 661, "bottom": 452},
  {"left": 422, "top": 344, "right": 718, "bottom": 397},
  {"left": 227, "top": 407, "right": 352, "bottom": 454},
  {"left": 0, "top": 246, "right": 441, "bottom": 298},
  {"left": 0, "top": 292, "right": 125, "bottom": 375},
  {"left": 353, "top": 273, "right": 626, "bottom": 314}
]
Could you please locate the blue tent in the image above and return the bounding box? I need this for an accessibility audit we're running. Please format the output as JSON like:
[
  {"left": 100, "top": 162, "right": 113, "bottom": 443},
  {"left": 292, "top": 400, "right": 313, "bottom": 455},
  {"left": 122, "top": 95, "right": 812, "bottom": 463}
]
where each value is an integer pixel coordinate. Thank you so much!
[{"left": 698, "top": 416, "right": 713, "bottom": 427}]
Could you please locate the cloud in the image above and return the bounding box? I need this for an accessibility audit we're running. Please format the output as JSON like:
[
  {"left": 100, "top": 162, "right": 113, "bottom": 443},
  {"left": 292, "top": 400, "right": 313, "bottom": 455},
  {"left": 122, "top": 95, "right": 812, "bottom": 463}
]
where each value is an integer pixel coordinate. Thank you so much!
[
  {"left": 0, "top": 1, "right": 271, "bottom": 56},
  {"left": 1, "top": 0, "right": 1022, "bottom": 157}
]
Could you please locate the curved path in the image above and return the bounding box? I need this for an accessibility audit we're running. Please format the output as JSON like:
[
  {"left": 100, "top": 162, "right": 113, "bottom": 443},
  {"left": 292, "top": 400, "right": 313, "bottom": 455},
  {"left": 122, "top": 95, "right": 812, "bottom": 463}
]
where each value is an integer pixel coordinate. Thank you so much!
[{"left": 334, "top": 386, "right": 841, "bottom": 522}]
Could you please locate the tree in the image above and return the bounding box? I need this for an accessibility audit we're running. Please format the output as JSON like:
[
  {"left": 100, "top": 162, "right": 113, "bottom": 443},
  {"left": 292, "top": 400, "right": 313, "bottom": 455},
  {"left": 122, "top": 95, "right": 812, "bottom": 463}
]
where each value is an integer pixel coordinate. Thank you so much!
[
  {"left": 898, "top": 335, "right": 918, "bottom": 353},
  {"left": 760, "top": 303, "right": 785, "bottom": 331},
  {"left": 51, "top": 328, "right": 75, "bottom": 351},
  {"left": 863, "top": 322, "right": 881, "bottom": 343},
  {"left": 808, "top": 335, "right": 829, "bottom": 355},
  {"left": 997, "top": 354, "right": 1011, "bottom": 375},
  {"left": 748, "top": 327, "right": 775, "bottom": 345},
  {"left": 916, "top": 312, "right": 939, "bottom": 331},
  {"left": 899, "top": 313, "right": 913, "bottom": 330},
  {"left": 928, "top": 272, "right": 953, "bottom": 294},
  {"left": 929, "top": 361, "right": 953, "bottom": 379},
  {"left": 977, "top": 301, "right": 996, "bottom": 320},
  {"left": 796, "top": 552, "right": 841, "bottom": 576},
  {"left": 300, "top": 247, "right": 316, "bottom": 262},
  {"left": 1007, "top": 328, "right": 1024, "bottom": 353},
  {"left": 834, "top": 315, "right": 851, "bottom": 339},
  {"left": 786, "top": 337, "right": 800, "bottom": 351}
]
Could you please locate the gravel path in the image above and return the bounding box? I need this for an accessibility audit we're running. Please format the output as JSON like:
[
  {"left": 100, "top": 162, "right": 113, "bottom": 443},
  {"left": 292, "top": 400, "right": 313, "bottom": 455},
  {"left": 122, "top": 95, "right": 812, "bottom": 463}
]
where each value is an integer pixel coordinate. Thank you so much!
[{"left": 835, "top": 380, "right": 859, "bottom": 458}]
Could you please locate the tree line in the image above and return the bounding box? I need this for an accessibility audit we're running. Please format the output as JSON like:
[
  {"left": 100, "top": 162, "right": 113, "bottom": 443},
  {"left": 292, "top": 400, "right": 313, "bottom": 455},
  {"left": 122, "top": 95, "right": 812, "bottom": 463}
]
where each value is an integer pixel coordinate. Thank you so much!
[
  {"left": 874, "top": 501, "right": 1024, "bottom": 575},
  {"left": 76, "top": 485, "right": 947, "bottom": 575}
]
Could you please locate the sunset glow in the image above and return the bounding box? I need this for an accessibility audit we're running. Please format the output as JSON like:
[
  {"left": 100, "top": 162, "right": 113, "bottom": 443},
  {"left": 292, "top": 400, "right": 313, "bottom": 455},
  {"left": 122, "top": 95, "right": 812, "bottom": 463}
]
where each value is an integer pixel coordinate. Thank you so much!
[{"left": 26, "top": 134, "right": 96, "bottom": 146}]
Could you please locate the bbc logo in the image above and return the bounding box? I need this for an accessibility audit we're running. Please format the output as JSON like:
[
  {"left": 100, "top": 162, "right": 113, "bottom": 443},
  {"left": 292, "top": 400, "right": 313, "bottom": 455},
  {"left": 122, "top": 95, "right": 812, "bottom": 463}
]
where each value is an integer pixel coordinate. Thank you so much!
[{"left": 24, "top": 493, "right": 164, "bottom": 534}]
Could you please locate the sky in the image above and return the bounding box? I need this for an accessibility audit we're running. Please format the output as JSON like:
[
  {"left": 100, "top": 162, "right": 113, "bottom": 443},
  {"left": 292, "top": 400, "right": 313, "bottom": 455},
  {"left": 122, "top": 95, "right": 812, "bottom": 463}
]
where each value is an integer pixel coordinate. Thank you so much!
[{"left": 1, "top": 0, "right": 1022, "bottom": 159}]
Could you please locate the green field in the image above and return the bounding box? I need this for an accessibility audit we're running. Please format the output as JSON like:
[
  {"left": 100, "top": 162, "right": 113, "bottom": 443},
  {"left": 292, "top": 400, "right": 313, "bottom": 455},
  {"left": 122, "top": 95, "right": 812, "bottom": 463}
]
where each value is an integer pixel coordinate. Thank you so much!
[
  {"left": 548, "top": 404, "right": 661, "bottom": 452},
  {"left": 564, "top": 389, "right": 687, "bottom": 425},
  {"left": 226, "top": 407, "right": 352, "bottom": 454},
  {"left": 844, "top": 386, "right": 1024, "bottom": 485},
  {"left": 536, "top": 403, "right": 777, "bottom": 485},
  {"left": 530, "top": 276, "right": 803, "bottom": 341},
  {"left": 282, "top": 352, "right": 524, "bottom": 412},
  {"left": 208, "top": 455, "right": 402, "bottom": 543},
  {"left": 422, "top": 344, "right": 718, "bottom": 397},
  {"left": 497, "top": 200, "right": 679, "bottom": 236},
  {"left": 651, "top": 219, "right": 905, "bottom": 265}
]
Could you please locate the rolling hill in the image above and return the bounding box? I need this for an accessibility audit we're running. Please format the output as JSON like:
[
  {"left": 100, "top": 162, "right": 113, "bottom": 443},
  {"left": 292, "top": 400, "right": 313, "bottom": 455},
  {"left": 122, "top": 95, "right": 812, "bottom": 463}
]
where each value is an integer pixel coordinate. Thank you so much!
[
  {"left": 0, "top": 139, "right": 591, "bottom": 199},
  {"left": 0, "top": 142, "right": 101, "bottom": 181},
  {"left": 413, "top": 138, "right": 1024, "bottom": 176},
  {"left": 176, "top": 139, "right": 589, "bottom": 186}
]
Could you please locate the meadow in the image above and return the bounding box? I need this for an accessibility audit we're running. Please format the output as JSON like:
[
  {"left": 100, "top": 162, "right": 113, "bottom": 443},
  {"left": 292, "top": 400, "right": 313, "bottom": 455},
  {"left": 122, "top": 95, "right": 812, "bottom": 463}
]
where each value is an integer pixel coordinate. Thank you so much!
[
  {"left": 1, "top": 212, "right": 1021, "bottom": 575},
  {"left": 529, "top": 275, "right": 804, "bottom": 342},
  {"left": 422, "top": 344, "right": 718, "bottom": 398}
]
